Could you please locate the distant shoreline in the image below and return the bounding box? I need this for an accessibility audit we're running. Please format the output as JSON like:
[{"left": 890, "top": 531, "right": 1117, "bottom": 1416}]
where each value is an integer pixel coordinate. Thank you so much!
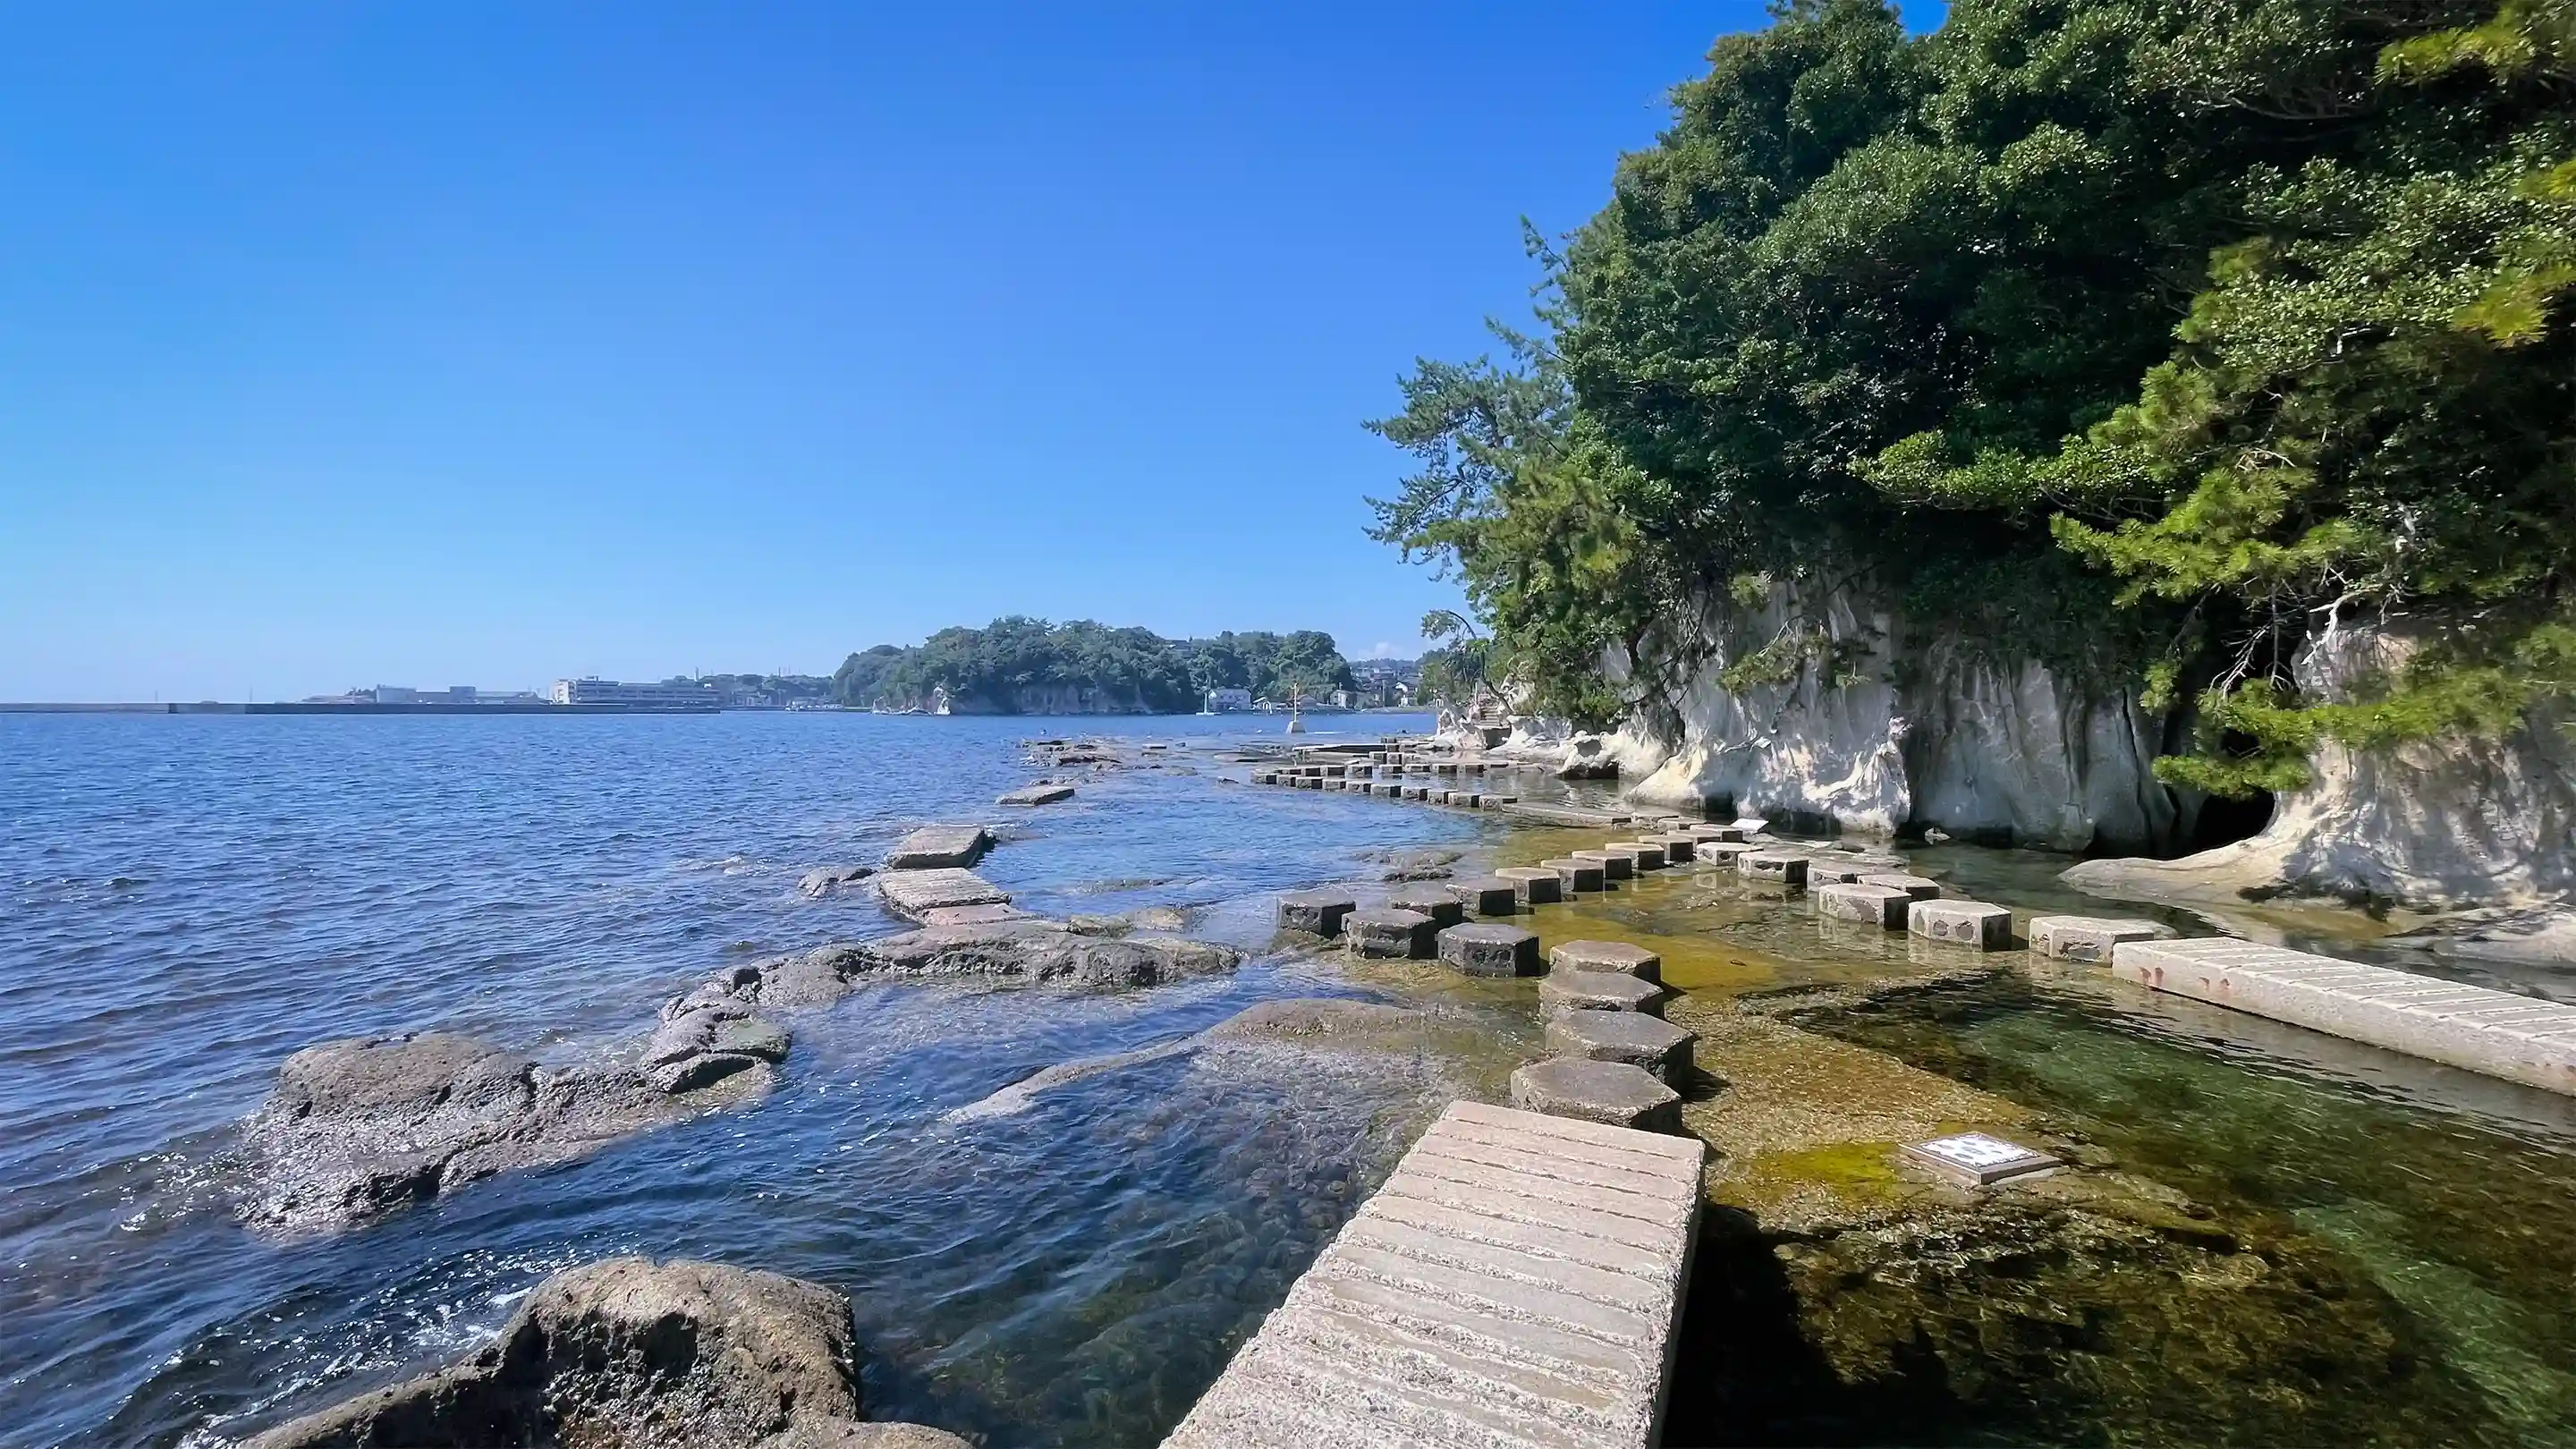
[{"left": 0, "top": 701, "right": 1436, "bottom": 717}]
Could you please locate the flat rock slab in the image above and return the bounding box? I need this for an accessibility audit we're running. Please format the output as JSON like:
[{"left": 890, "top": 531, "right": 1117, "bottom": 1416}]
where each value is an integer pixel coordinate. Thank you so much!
[
  {"left": 1909, "top": 900, "right": 2015, "bottom": 950},
  {"left": 1900, "top": 1132, "right": 2061, "bottom": 1187},
  {"left": 1387, "top": 886, "right": 1466, "bottom": 928},
  {"left": 2029, "top": 915, "right": 2172, "bottom": 962},
  {"left": 1572, "top": 850, "right": 1634, "bottom": 881},
  {"left": 997, "top": 783, "right": 1076, "bottom": 806},
  {"left": 1438, "top": 923, "right": 1542, "bottom": 978},
  {"left": 1279, "top": 891, "right": 1358, "bottom": 936},
  {"left": 1447, "top": 877, "right": 1521, "bottom": 918},
  {"left": 1163, "top": 1101, "right": 1703, "bottom": 1449},
  {"left": 799, "top": 864, "right": 875, "bottom": 898},
  {"left": 1540, "top": 970, "right": 1665, "bottom": 1017},
  {"left": 886, "top": 825, "right": 995, "bottom": 870},
  {"left": 1545, "top": 1011, "right": 1695, "bottom": 1083},
  {"left": 1509, "top": 1057, "right": 1683, "bottom": 1134},
  {"left": 2113, "top": 937, "right": 2576, "bottom": 1096},
  {"left": 1493, "top": 867, "right": 1564, "bottom": 906},
  {"left": 919, "top": 902, "right": 1041, "bottom": 928},
  {"left": 1346, "top": 908, "right": 1437, "bottom": 960},
  {"left": 1548, "top": 940, "right": 1661, "bottom": 985},
  {"left": 1541, "top": 858, "right": 1606, "bottom": 893},
  {"left": 1815, "top": 883, "right": 1912, "bottom": 929},
  {"left": 877, "top": 869, "right": 1011, "bottom": 922}
]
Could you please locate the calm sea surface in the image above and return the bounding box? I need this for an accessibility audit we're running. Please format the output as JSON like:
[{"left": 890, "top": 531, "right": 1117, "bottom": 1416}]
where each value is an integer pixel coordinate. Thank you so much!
[{"left": 0, "top": 710, "right": 1471, "bottom": 1448}]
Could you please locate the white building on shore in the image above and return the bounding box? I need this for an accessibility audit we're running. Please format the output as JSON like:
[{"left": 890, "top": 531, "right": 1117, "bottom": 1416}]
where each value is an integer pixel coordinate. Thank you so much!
[{"left": 547, "top": 677, "right": 721, "bottom": 709}]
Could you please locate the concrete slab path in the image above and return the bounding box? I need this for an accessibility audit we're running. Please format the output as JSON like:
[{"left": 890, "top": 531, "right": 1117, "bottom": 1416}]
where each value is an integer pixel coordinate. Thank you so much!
[{"left": 1163, "top": 1100, "right": 1705, "bottom": 1449}]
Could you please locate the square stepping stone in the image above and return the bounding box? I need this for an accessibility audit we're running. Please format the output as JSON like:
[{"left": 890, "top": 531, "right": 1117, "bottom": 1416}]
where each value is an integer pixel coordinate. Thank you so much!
[
  {"left": 1509, "top": 1058, "right": 1682, "bottom": 1133},
  {"left": 1446, "top": 877, "right": 1521, "bottom": 917},
  {"left": 1493, "top": 866, "right": 1564, "bottom": 906},
  {"left": 1386, "top": 886, "right": 1464, "bottom": 928},
  {"left": 1861, "top": 873, "right": 1942, "bottom": 900},
  {"left": 886, "top": 824, "right": 995, "bottom": 869},
  {"left": 1571, "top": 849, "right": 1633, "bottom": 881},
  {"left": 1437, "top": 922, "right": 1542, "bottom": 978},
  {"left": 1741, "top": 852, "right": 1809, "bottom": 886},
  {"left": 1481, "top": 793, "right": 1520, "bottom": 807},
  {"left": 1910, "top": 900, "right": 2015, "bottom": 950},
  {"left": 1402, "top": 785, "right": 1430, "bottom": 801},
  {"left": 1607, "top": 841, "right": 1668, "bottom": 870},
  {"left": 1689, "top": 824, "right": 1744, "bottom": 843},
  {"left": 1539, "top": 969, "right": 1666, "bottom": 1017},
  {"left": 1547, "top": 939, "right": 1662, "bottom": 985},
  {"left": 1546, "top": 1010, "right": 1696, "bottom": 1083},
  {"left": 1277, "top": 890, "right": 1357, "bottom": 936},
  {"left": 1900, "top": 1132, "right": 2061, "bottom": 1186},
  {"left": 1540, "top": 857, "right": 1606, "bottom": 893},
  {"left": 1815, "top": 882, "right": 1912, "bottom": 928},
  {"left": 1805, "top": 861, "right": 1868, "bottom": 885},
  {"left": 2029, "top": 915, "right": 2172, "bottom": 962},
  {"left": 1344, "top": 907, "right": 1436, "bottom": 960},
  {"left": 878, "top": 868, "right": 1010, "bottom": 921},
  {"left": 1650, "top": 832, "right": 1699, "bottom": 862}
]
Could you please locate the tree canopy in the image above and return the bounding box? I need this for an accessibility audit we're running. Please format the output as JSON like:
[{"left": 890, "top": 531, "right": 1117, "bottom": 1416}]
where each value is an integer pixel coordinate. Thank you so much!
[
  {"left": 1371, "top": 0, "right": 2576, "bottom": 795},
  {"left": 830, "top": 619, "right": 1359, "bottom": 712}
]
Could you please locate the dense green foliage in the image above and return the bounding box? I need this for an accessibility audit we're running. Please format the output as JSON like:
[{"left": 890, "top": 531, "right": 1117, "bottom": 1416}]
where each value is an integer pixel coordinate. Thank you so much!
[
  {"left": 1371, "top": 0, "right": 2576, "bottom": 792},
  {"left": 830, "top": 618, "right": 1360, "bottom": 712}
]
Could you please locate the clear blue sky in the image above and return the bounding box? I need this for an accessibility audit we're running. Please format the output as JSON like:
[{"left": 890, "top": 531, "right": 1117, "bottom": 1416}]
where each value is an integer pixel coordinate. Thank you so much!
[{"left": 0, "top": 2, "right": 1943, "bottom": 700}]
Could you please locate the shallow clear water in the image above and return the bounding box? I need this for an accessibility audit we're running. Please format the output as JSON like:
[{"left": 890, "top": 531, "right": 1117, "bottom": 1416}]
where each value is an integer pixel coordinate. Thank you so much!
[{"left": 0, "top": 710, "right": 1503, "bottom": 1448}]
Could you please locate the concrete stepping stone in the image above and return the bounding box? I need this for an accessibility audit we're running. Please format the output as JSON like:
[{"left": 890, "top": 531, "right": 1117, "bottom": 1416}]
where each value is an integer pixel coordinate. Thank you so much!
[
  {"left": 997, "top": 783, "right": 1075, "bottom": 806},
  {"left": 1649, "top": 832, "right": 1699, "bottom": 863},
  {"left": 1805, "top": 860, "right": 1869, "bottom": 885},
  {"left": 1741, "top": 852, "right": 1809, "bottom": 886},
  {"left": 877, "top": 868, "right": 1011, "bottom": 922},
  {"left": 1509, "top": 1058, "right": 1682, "bottom": 1133},
  {"left": 1815, "top": 882, "right": 1912, "bottom": 928},
  {"left": 1688, "top": 824, "right": 1744, "bottom": 843},
  {"left": 2029, "top": 915, "right": 2172, "bottom": 962},
  {"left": 1344, "top": 907, "right": 1436, "bottom": 960},
  {"left": 1480, "top": 793, "right": 1520, "bottom": 807},
  {"left": 1547, "top": 939, "right": 1662, "bottom": 985},
  {"left": 1446, "top": 877, "right": 1521, "bottom": 917},
  {"left": 1541, "top": 857, "right": 1606, "bottom": 893},
  {"left": 1277, "top": 890, "right": 1357, "bottom": 936},
  {"left": 1401, "top": 784, "right": 1431, "bottom": 801},
  {"left": 1493, "top": 866, "right": 1564, "bottom": 906},
  {"left": 1699, "top": 842, "right": 1756, "bottom": 867},
  {"left": 1572, "top": 849, "right": 1634, "bottom": 881},
  {"left": 1546, "top": 1010, "right": 1697, "bottom": 1083},
  {"left": 1386, "top": 886, "right": 1464, "bottom": 928},
  {"left": 1862, "top": 872, "right": 1942, "bottom": 900},
  {"left": 886, "top": 824, "right": 995, "bottom": 869},
  {"left": 1606, "top": 841, "right": 1668, "bottom": 871},
  {"left": 1540, "top": 969, "right": 1666, "bottom": 1017},
  {"left": 1910, "top": 899, "right": 2016, "bottom": 950},
  {"left": 1436, "top": 922, "right": 1541, "bottom": 978}
]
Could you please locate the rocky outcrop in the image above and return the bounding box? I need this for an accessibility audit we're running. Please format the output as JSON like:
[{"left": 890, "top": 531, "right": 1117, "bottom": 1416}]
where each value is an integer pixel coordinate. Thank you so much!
[
  {"left": 799, "top": 865, "right": 874, "bottom": 899},
  {"left": 694, "top": 920, "right": 1242, "bottom": 1012},
  {"left": 2062, "top": 624, "right": 2576, "bottom": 940},
  {"left": 1579, "top": 587, "right": 2175, "bottom": 851},
  {"left": 236, "top": 1031, "right": 775, "bottom": 1235},
  {"left": 239, "top": 1258, "right": 968, "bottom": 1449}
]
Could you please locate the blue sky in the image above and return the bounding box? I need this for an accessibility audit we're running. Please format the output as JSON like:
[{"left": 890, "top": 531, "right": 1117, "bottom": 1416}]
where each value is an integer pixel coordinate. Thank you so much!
[{"left": 0, "top": 3, "right": 1943, "bottom": 700}]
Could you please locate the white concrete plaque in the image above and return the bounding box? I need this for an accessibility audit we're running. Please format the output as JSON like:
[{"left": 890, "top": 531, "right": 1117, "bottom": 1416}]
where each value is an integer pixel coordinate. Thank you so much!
[{"left": 1901, "top": 1132, "right": 2060, "bottom": 1186}]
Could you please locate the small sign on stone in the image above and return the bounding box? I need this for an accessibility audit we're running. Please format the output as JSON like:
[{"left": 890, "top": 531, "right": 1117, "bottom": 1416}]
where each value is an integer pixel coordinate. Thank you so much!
[{"left": 1899, "top": 1132, "right": 2061, "bottom": 1186}]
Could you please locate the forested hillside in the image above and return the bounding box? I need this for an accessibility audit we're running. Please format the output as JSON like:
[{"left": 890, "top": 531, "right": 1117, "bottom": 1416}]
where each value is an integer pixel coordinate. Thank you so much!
[
  {"left": 1371, "top": 0, "right": 2575, "bottom": 797},
  {"left": 831, "top": 617, "right": 1359, "bottom": 712}
]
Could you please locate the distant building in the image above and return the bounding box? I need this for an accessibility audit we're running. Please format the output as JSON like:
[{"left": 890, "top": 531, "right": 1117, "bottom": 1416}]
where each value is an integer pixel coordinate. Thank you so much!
[
  {"left": 445, "top": 685, "right": 477, "bottom": 703},
  {"left": 547, "top": 677, "right": 722, "bottom": 709},
  {"left": 371, "top": 685, "right": 419, "bottom": 704},
  {"left": 1204, "top": 687, "right": 1253, "bottom": 712}
]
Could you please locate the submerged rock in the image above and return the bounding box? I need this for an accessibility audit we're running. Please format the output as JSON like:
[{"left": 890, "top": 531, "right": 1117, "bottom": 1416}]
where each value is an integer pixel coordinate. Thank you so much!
[
  {"left": 236, "top": 1031, "right": 774, "bottom": 1235},
  {"left": 1359, "top": 846, "right": 1463, "bottom": 883},
  {"left": 705, "top": 920, "right": 1242, "bottom": 1011},
  {"left": 239, "top": 1257, "right": 968, "bottom": 1449},
  {"left": 799, "top": 864, "right": 875, "bottom": 898}
]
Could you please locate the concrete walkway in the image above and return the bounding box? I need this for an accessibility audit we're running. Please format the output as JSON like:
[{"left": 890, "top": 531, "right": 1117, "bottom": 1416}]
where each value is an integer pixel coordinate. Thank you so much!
[
  {"left": 2114, "top": 937, "right": 2576, "bottom": 1096},
  {"left": 1164, "top": 1100, "right": 1704, "bottom": 1449}
]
